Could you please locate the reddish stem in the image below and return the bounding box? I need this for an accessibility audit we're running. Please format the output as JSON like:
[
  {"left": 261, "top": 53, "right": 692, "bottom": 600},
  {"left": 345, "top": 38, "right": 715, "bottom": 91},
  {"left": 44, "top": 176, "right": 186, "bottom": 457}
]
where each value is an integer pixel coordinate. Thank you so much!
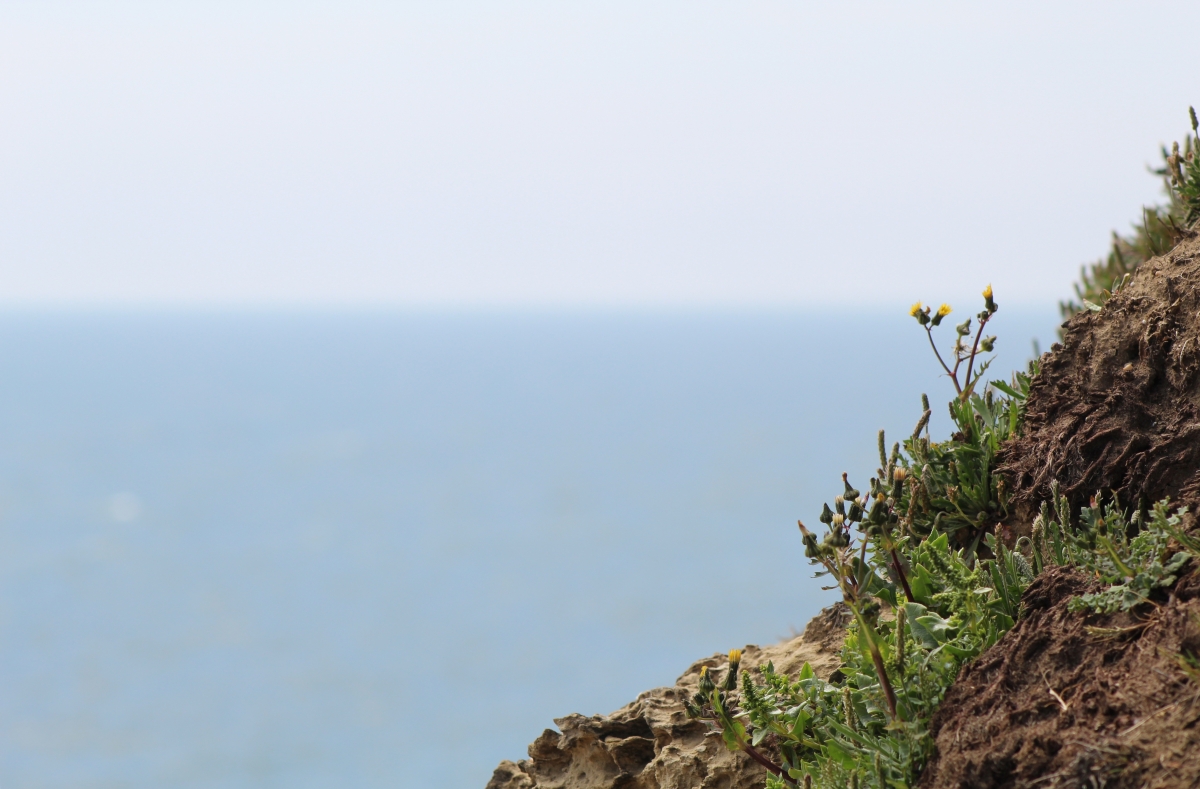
[
  {"left": 925, "top": 326, "right": 961, "bottom": 394},
  {"left": 962, "top": 313, "right": 991, "bottom": 400},
  {"left": 890, "top": 547, "right": 916, "bottom": 603}
]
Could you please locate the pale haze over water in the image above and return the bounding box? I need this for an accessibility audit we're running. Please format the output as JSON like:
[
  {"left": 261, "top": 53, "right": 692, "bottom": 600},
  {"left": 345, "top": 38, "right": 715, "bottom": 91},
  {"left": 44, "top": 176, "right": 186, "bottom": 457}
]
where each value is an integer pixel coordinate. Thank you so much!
[
  {"left": 0, "top": 309, "right": 1058, "bottom": 787},
  {"left": 0, "top": 2, "right": 1195, "bottom": 787}
]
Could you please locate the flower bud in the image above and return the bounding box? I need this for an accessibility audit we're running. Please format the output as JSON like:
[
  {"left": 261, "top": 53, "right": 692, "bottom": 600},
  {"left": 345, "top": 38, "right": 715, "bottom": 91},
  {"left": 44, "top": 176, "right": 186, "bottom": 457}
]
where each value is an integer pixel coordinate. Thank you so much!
[
  {"left": 930, "top": 303, "right": 952, "bottom": 327},
  {"left": 723, "top": 649, "right": 742, "bottom": 690},
  {"left": 842, "top": 472, "right": 860, "bottom": 501},
  {"left": 980, "top": 335, "right": 996, "bottom": 353},
  {"left": 819, "top": 502, "right": 834, "bottom": 524},
  {"left": 698, "top": 666, "right": 715, "bottom": 694},
  {"left": 843, "top": 686, "right": 858, "bottom": 733}
]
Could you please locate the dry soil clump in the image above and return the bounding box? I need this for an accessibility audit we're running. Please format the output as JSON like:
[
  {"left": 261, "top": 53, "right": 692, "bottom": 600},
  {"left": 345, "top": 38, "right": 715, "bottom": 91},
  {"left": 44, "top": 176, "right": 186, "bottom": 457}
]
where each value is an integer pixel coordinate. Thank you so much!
[{"left": 1003, "top": 235, "right": 1200, "bottom": 516}]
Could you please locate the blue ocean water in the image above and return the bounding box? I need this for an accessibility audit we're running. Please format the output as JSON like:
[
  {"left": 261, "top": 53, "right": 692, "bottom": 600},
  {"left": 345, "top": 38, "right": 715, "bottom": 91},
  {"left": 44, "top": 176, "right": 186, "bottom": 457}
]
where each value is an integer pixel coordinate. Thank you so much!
[{"left": 0, "top": 308, "right": 1060, "bottom": 788}]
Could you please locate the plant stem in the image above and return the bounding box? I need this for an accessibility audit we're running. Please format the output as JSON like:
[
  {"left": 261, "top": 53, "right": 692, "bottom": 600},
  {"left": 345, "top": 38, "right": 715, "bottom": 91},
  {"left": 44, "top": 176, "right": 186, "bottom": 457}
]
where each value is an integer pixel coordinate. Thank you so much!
[
  {"left": 853, "top": 608, "right": 899, "bottom": 720},
  {"left": 889, "top": 547, "right": 916, "bottom": 602},
  {"left": 962, "top": 313, "right": 991, "bottom": 400},
  {"left": 741, "top": 744, "right": 794, "bottom": 784},
  {"left": 925, "top": 326, "right": 961, "bottom": 394},
  {"left": 706, "top": 711, "right": 796, "bottom": 785}
]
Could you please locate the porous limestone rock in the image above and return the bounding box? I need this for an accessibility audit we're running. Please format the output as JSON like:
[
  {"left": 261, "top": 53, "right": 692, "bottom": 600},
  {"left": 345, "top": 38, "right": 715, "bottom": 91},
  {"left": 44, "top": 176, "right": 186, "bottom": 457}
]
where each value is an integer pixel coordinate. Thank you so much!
[{"left": 486, "top": 604, "right": 849, "bottom": 789}]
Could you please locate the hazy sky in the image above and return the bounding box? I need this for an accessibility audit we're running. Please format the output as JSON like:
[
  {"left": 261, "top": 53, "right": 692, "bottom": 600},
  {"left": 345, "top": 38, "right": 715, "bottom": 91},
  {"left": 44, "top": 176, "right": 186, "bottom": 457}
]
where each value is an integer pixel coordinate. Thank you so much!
[{"left": 1, "top": 1, "right": 1198, "bottom": 307}]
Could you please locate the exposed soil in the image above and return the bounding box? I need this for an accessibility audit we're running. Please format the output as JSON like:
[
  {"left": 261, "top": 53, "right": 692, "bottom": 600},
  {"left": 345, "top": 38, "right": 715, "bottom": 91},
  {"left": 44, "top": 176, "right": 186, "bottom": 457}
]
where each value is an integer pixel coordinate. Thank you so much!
[
  {"left": 918, "top": 566, "right": 1200, "bottom": 789},
  {"left": 1002, "top": 235, "right": 1200, "bottom": 517}
]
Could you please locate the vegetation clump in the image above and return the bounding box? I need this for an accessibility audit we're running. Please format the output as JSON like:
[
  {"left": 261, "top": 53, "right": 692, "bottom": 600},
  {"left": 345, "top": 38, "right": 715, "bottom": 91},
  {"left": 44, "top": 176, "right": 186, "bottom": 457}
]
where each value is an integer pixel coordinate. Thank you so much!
[
  {"left": 1062, "top": 107, "right": 1200, "bottom": 319},
  {"left": 1031, "top": 487, "right": 1198, "bottom": 614},
  {"left": 688, "top": 287, "right": 1040, "bottom": 788}
]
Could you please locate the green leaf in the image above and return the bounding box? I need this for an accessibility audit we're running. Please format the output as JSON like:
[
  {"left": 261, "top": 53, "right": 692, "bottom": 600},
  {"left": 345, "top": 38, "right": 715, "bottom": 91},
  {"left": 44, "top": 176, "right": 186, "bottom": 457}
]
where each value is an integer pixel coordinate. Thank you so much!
[
  {"left": 904, "top": 605, "right": 956, "bottom": 648},
  {"left": 904, "top": 604, "right": 940, "bottom": 649},
  {"left": 789, "top": 709, "right": 811, "bottom": 737},
  {"left": 721, "top": 719, "right": 747, "bottom": 752},
  {"left": 990, "top": 380, "right": 1020, "bottom": 398},
  {"left": 910, "top": 564, "right": 936, "bottom": 605},
  {"left": 823, "top": 739, "right": 857, "bottom": 769}
]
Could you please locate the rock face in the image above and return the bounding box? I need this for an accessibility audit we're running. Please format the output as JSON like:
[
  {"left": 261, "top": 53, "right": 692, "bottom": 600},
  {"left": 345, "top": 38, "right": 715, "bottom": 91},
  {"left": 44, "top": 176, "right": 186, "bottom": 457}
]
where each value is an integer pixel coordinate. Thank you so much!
[{"left": 485, "top": 605, "right": 848, "bottom": 789}]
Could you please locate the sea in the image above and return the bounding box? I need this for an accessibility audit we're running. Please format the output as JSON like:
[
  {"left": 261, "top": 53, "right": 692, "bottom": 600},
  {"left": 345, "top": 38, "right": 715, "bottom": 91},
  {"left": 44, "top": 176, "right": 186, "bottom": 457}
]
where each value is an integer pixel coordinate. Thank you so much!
[{"left": 0, "top": 307, "right": 1060, "bottom": 788}]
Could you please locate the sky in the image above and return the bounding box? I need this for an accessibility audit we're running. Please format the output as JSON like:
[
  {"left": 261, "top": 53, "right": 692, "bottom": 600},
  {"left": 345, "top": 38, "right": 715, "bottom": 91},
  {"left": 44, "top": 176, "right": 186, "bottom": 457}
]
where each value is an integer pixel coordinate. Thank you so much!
[{"left": 0, "top": 1, "right": 1198, "bottom": 308}]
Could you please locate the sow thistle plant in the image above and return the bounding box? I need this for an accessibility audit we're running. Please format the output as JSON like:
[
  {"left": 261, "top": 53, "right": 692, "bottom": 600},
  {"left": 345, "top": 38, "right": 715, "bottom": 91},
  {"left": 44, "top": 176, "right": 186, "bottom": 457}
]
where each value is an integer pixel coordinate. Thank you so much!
[{"left": 690, "top": 287, "right": 1040, "bottom": 789}]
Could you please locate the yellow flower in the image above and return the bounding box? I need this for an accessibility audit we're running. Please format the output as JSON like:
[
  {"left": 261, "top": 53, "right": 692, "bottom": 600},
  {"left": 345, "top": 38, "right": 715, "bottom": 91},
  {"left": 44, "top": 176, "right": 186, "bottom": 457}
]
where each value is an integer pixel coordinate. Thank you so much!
[
  {"left": 937, "top": 303, "right": 952, "bottom": 317},
  {"left": 728, "top": 649, "right": 742, "bottom": 663},
  {"left": 909, "top": 301, "right": 923, "bottom": 317},
  {"left": 982, "top": 284, "right": 993, "bottom": 299}
]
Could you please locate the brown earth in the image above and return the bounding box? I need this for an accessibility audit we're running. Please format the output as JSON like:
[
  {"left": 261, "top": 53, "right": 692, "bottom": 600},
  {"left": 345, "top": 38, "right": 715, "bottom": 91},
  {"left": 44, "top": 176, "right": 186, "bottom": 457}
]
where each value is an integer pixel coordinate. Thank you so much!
[
  {"left": 918, "top": 565, "right": 1200, "bottom": 789},
  {"left": 485, "top": 604, "right": 849, "bottom": 789},
  {"left": 1002, "top": 234, "right": 1200, "bottom": 517}
]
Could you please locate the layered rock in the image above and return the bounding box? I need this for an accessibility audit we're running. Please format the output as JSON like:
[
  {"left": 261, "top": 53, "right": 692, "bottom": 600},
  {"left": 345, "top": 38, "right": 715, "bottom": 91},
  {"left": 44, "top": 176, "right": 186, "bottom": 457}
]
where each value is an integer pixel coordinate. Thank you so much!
[{"left": 486, "top": 604, "right": 849, "bottom": 789}]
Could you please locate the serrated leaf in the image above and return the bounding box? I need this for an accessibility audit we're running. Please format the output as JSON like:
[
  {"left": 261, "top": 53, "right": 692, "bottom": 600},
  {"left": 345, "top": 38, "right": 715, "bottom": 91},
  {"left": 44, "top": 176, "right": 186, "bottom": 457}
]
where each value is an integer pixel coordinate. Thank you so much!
[{"left": 990, "top": 380, "right": 1020, "bottom": 398}]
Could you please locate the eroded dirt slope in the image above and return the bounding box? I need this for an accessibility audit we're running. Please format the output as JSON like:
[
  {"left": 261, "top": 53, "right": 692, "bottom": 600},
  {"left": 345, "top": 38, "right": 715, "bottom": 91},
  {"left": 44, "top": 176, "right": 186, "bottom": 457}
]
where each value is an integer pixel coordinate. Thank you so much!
[
  {"left": 919, "top": 566, "right": 1200, "bottom": 789},
  {"left": 1003, "top": 235, "right": 1200, "bottom": 515}
]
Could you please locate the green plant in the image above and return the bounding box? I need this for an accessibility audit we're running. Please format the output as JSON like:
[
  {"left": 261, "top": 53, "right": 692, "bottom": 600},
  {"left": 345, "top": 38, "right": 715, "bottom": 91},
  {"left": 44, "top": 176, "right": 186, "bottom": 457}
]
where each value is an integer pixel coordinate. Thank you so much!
[
  {"left": 1062, "top": 107, "right": 1200, "bottom": 320},
  {"left": 1031, "top": 488, "right": 1196, "bottom": 613},
  {"left": 893, "top": 288, "right": 1034, "bottom": 557},
  {"left": 690, "top": 288, "right": 1041, "bottom": 788},
  {"left": 908, "top": 285, "right": 997, "bottom": 402}
]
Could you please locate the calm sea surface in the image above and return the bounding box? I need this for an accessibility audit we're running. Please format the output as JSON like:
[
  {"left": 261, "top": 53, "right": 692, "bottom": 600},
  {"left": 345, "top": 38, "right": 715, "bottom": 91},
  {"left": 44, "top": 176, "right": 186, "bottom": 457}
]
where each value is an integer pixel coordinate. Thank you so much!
[{"left": 0, "top": 308, "right": 1059, "bottom": 788}]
